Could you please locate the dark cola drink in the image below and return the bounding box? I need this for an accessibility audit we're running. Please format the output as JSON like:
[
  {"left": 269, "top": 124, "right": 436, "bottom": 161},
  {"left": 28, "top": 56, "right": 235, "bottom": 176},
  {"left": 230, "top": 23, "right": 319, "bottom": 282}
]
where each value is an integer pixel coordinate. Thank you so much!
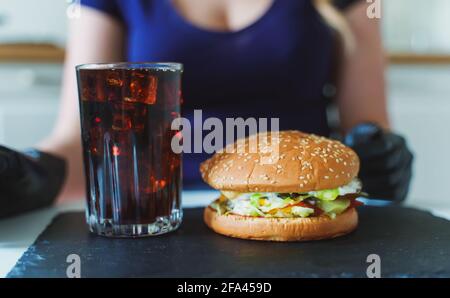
[{"left": 76, "top": 63, "right": 183, "bottom": 237}]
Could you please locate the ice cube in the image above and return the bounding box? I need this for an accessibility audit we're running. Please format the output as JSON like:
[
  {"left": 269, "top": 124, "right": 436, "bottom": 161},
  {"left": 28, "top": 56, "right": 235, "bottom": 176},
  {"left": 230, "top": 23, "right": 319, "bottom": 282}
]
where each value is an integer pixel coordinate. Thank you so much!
[
  {"left": 106, "top": 71, "right": 123, "bottom": 87},
  {"left": 112, "top": 113, "right": 132, "bottom": 131},
  {"left": 105, "top": 71, "right": 124, "bottom": 102},
  {"left": 80, "top": 72, "right": 106, "bottom": 102},
  {"left": 125, "top": 71, "right": 158, "bottom": 105},
  {"left": 111, "top": 102, "right": 146, "bottom": 130}
]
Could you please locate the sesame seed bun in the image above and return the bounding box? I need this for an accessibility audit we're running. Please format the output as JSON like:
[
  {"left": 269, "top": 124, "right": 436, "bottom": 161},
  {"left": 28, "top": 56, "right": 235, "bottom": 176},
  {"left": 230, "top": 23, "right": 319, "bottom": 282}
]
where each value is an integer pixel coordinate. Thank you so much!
[
  {"left": 200, "top": 130, "right": 360, "bottom": 193},
  {"left": 204, "top": 206, "right": 358, "bottom": 241}
]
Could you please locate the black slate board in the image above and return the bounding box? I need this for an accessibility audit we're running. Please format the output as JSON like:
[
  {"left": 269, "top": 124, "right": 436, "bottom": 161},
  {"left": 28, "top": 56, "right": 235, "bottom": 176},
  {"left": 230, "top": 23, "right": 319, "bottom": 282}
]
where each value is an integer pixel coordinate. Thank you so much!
[{"left": 7, "top": 206, "right": 450, "bottom": 278}]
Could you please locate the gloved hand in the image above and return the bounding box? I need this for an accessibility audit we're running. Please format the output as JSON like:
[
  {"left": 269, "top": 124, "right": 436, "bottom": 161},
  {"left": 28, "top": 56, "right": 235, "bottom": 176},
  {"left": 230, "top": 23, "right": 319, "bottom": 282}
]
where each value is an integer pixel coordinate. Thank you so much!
[
  {"left": 0, "top": 145, "right": 66, "bottom": 219},
  {"left": 344, "top": 123, "right": 413, "bottom": 203}
]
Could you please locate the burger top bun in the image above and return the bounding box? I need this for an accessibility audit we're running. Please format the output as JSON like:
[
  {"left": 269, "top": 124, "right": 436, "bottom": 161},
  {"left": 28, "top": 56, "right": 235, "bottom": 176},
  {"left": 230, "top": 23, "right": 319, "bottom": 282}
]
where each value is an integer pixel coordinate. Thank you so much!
[{"left": 200, "top": 130, "right": 360, "bottom": 193}]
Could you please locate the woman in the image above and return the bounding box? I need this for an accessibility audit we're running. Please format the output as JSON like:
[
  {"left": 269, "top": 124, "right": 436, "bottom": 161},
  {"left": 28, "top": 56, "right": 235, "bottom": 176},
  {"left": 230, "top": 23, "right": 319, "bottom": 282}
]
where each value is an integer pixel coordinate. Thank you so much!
[{"left": 0, "top": 0, "right": 412, "bottom": 218}]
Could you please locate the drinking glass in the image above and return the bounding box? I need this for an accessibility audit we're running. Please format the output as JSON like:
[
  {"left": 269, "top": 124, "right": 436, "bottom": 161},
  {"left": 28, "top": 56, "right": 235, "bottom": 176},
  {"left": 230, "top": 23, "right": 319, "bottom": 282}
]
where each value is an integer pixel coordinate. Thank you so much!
[{"left": 76, "top": 62, "right": 183, "bottom": 237}]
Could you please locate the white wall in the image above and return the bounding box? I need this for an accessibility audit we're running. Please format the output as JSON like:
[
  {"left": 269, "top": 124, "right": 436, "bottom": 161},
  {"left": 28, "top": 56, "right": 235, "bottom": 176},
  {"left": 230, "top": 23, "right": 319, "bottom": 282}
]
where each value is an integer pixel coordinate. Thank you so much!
[
  {"left": 0, "top": 0, "right": 68, "bottom": 45},
  {"left": 0, "top": 63, "right": 61, "bottom": 148},
  {"left": 383, "top": 0, "right": 450, "bottom": 53},
  {"left": 388, "top": 65, "right": 450, "bottom": 209}
]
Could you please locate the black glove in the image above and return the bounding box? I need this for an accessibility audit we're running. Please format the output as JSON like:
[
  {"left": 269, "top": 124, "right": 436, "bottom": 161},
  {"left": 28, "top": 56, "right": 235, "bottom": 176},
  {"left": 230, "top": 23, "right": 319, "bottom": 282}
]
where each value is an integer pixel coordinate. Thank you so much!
[
  {"left": 344, "top": 123, "right": 413, "bottom": 203},
  {"left": 0, "top": 145, "right": 66, "bottom": 219}
]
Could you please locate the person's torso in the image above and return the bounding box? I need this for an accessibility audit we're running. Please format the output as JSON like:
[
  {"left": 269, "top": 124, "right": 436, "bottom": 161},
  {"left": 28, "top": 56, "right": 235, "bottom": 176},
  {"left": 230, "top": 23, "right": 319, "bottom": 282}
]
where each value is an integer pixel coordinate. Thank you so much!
[{"left": 114, "top": 0, "right": 337, "bottom": 185}]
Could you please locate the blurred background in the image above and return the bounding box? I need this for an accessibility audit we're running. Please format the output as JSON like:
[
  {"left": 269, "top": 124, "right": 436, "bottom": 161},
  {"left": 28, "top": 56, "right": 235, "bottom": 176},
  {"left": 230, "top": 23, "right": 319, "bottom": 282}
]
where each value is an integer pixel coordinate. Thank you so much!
[{"left": 0, "top": 0, "right": 449, "bottom": 209}]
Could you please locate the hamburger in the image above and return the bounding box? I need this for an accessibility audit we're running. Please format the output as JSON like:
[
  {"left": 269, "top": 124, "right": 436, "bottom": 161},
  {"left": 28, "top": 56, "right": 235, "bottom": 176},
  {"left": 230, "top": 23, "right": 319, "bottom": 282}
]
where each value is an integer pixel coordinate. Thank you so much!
[{"left": 200, "top": 130, "right": 363, "bottom": 241}]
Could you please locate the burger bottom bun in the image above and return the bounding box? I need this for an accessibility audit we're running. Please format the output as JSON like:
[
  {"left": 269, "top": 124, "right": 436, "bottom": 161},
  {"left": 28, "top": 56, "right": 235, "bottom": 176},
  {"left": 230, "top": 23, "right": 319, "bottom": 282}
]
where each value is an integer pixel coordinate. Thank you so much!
[{"left": 203, "top": 206, "right": 358, "bottom": 242}]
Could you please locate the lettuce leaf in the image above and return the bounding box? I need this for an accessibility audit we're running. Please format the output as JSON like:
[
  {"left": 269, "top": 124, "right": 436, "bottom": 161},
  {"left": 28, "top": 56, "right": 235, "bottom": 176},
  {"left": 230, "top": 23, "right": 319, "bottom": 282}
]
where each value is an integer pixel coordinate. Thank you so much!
[{"left": 309, "top": 188, "right": 340, "bottom": 201}]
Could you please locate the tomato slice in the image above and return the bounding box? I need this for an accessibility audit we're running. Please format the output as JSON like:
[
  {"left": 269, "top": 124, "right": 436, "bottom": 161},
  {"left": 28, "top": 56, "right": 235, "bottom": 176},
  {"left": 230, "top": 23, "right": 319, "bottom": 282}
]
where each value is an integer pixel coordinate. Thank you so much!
[
  {"left": 292, "top": 201, "right": 312, "bottom": 208},
  {"left": 350, "top": 199, "right": 364, "bottom": 208}
]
